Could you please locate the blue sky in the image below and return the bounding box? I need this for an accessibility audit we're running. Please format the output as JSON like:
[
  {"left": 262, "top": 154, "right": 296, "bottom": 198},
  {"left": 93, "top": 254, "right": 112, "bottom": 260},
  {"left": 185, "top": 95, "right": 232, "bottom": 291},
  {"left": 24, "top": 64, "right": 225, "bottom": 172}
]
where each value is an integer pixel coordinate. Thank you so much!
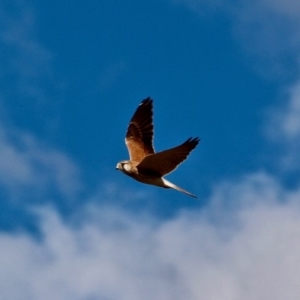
[{"left": 1, "top": 0, "right": 300, "bottom": 299}]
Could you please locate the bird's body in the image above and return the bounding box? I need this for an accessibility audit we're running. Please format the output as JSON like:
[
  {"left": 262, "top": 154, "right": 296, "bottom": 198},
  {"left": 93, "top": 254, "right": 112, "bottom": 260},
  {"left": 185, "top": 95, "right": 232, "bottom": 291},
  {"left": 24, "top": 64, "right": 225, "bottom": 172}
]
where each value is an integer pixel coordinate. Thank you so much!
[
  {"left": 116, "top": 98, "right": 200, "bottom": 198},
  {"left": 116, "top": 160, "right": 167, "bottom": 187}
]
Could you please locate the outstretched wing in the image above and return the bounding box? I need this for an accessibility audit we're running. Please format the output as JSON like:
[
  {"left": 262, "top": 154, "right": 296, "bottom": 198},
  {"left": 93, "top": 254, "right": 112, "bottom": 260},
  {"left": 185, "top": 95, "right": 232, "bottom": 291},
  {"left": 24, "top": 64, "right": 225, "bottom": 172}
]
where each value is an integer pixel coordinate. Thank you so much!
[
  {"left": 125, "top": 98, "right": 155, "bottom": 163},
  {"left": 137, "top": 137, "right": 200, "bottom": 176}
]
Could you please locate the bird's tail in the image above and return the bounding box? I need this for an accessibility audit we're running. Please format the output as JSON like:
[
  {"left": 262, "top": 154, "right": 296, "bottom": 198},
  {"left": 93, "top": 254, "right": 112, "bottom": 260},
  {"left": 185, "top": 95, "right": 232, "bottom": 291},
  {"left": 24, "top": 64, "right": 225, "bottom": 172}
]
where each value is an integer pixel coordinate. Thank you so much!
[{"left": 162, "top": 178, "right": 197, "bottom": 198}]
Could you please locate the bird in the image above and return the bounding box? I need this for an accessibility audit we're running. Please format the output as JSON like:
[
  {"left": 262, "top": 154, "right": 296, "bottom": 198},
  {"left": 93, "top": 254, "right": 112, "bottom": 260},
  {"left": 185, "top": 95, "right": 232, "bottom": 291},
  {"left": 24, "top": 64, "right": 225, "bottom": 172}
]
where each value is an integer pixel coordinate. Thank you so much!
[{"left": 116, "top": 97, "right": 200, "bottom": 198}]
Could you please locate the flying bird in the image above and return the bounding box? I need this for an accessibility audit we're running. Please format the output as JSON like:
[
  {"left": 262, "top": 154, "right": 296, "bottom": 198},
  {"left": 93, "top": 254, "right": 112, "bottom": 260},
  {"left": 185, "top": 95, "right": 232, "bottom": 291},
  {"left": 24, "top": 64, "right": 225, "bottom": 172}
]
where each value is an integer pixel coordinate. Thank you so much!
[{"left": 116, "top": 98, "right": 200, "bottom": 198}]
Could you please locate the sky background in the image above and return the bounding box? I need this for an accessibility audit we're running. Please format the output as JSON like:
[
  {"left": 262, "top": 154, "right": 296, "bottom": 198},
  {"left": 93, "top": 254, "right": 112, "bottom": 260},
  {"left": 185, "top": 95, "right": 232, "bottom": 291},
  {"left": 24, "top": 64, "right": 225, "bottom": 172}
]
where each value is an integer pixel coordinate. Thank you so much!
[{"left": 1, "top": 0, "right": 300, "bottom": 299}]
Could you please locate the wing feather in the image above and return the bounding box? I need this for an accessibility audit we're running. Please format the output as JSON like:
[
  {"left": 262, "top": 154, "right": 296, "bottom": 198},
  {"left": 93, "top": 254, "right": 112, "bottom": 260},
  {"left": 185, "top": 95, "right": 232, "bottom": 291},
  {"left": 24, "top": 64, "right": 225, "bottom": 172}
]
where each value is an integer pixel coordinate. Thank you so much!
[
  {"left": 137, "top": 137, "right": 200, "bottom": 176},
  {"left": 125, "top": 98, "right": 155, "bottom": 162}
]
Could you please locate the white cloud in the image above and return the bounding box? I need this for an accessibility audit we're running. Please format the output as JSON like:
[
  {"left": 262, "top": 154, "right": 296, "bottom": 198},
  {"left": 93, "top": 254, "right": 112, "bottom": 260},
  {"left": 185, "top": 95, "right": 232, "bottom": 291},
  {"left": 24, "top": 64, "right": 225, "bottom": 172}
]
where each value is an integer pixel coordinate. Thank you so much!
[
  {"left": 172, "top": 0, "right": 300, "bottom": 168},
  {"left": 275, "top": 82, "right": 300, "bottom": 140},
  {"left": 264, "top": 79, "right": 300, "bottom": 168},
  {"left": 0, "top": 172, "right": 300, "bottom": 300},
  {"left": 0, "top": 1, "right": 79, "bottom": 201},
  {"left": 0, "top": 125, "right": 81, "bottom": 201}
]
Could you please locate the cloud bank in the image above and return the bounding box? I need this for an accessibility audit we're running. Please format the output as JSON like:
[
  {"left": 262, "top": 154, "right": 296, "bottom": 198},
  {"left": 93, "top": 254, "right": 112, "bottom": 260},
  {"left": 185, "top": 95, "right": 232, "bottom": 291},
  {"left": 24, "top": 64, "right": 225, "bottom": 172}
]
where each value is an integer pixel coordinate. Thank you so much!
[{"left": 1, "top": 173, "right": 300, "bottom": 300}]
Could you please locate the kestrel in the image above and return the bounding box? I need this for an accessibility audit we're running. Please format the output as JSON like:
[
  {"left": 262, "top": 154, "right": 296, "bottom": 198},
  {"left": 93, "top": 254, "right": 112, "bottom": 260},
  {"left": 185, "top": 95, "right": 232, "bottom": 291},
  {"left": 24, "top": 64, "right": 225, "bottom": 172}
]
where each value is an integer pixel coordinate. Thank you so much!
[{"left": 116, "top": 98, "right": 200, "bottom": 198}]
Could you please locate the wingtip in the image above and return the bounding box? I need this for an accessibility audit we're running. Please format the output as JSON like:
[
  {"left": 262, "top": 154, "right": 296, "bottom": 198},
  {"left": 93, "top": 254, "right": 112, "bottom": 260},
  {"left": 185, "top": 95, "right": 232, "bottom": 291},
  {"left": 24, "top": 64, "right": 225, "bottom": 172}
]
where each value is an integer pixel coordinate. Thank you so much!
[
  {"left": 141, "top": 97, "right": 153, "bottom": 106},
  {"left": 191, "top": 137, "right": 201, "bottom": 142},
  {"left": 185, "top": 137, "right": 201, "bottom": 147},
  {"left": 194, "top": 137, "right": 201, "bottom": 144}
]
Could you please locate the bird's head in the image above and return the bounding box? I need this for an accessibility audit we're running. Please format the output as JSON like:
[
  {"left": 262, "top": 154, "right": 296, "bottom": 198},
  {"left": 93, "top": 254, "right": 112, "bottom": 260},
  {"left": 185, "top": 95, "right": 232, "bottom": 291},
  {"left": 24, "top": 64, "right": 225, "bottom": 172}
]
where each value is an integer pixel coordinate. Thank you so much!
[
  {"left": 116, "top": 160, "right": 131, "bottom": 173},
  {"left": 115, "top": 162, "right": 122, "bottom": 171}
]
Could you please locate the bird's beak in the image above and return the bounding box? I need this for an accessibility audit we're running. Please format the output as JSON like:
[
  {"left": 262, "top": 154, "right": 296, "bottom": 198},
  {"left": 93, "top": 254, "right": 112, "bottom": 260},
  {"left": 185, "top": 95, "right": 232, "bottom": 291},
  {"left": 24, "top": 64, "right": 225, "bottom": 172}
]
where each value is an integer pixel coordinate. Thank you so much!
[{"left": 116, "top": 163, "right": 120, "bottom": 170}]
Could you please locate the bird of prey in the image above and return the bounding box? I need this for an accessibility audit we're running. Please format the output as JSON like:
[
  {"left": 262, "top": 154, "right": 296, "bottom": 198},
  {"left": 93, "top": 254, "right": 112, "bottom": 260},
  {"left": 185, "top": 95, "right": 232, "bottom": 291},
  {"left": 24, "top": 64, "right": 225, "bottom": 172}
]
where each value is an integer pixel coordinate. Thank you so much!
[{"left": 116, "top": 98, "right": 200, "bottom": 198}]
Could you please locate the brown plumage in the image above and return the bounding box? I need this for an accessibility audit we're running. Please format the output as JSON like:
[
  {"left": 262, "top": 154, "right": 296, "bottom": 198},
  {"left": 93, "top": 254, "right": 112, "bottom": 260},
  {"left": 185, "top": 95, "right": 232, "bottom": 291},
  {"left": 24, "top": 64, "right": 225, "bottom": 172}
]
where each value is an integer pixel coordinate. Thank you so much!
[
  {"left": 125, "top": 98, "right": 154, "bottom": 162},
  {"left": 116, "top": 98, "right": 200, "bottom": 198}
]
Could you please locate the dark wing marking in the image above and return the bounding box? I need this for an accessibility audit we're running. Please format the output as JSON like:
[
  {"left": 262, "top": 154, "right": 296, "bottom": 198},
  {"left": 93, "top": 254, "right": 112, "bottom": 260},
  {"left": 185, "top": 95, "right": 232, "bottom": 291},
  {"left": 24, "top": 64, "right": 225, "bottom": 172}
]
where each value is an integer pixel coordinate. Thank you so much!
[
  {"left": 137, "top": 137, "right": 200, "bottom": 176},
  {"left": 125, "top": 98, "right": 155, "bottom": 162}
]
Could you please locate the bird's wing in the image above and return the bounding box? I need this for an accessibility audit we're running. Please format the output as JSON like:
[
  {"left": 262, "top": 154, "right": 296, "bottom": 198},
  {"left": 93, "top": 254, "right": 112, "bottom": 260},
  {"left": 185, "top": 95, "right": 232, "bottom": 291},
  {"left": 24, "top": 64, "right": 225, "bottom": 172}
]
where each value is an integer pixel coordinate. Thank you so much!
[
  {"left": 125, "top": 98, "right": 155, "bottom": 163},
  {"left": 137, "top": 137, "right": 200, "bottom": 176}
]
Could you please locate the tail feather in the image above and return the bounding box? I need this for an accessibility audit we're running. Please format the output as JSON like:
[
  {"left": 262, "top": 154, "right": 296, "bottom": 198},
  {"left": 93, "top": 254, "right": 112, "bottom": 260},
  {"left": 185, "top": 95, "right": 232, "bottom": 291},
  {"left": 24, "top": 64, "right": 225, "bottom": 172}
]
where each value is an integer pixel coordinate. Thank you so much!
[{"left": 162, "top": 178, "right": 197, "bottom": 198}]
